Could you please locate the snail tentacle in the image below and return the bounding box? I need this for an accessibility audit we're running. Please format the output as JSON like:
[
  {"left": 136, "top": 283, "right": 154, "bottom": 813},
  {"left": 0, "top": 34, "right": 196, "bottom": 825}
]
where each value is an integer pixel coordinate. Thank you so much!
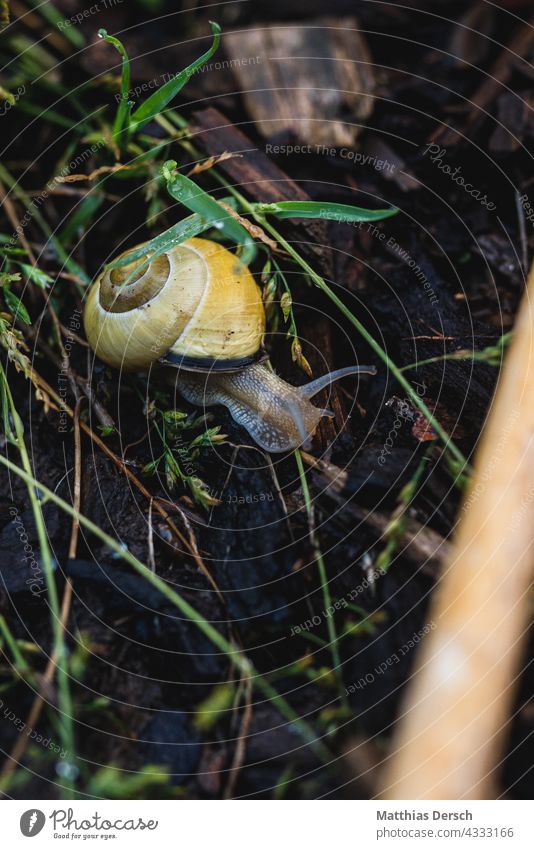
[{"left": 297, "top": 365, "right": 377, "bottom": 400}]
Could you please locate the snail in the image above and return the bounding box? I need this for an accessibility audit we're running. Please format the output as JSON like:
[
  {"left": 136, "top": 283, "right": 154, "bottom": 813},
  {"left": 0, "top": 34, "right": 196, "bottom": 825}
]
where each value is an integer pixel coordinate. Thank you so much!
[{"left": 84, "top": 237, "right": 376, "bottom": 452}]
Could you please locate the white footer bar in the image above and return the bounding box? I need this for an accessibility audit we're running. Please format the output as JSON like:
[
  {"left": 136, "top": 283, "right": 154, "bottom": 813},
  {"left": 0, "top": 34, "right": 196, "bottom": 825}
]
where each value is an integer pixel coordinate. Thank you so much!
[{"left": 2, "top": 800, "right": 531, "bottom": 848}]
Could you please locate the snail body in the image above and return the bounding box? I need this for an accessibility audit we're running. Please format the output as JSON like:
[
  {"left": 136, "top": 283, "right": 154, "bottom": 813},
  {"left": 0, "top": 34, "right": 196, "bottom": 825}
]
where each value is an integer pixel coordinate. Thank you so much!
[{"left": 84, "top": 238, "right": 375, "bottom": 453}]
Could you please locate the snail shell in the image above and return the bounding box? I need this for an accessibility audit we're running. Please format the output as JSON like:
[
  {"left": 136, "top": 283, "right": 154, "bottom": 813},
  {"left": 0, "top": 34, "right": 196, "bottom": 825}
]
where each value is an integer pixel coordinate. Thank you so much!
[{"left": 84, "top": 237, "right": 265, "bottom": 371}]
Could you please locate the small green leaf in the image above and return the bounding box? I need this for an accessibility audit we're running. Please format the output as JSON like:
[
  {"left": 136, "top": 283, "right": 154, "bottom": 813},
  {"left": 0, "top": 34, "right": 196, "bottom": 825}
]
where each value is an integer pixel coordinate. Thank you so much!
[
  {"left": 0, "top": 86, "right": 15, "bottom": 106},
  {"left": 164, "top": 454, "right": 179, "bottom": 488},
  {"left": 3, "top": 288, "right": 31, "bottom": 325},
  {"left": 264, "top": 276, "right": 278, "bottom": 299},
  {"left": 97, "top": 424, "right": 115, "bottom": 437},
  {"left": 0, "top": 272, "right": 21, "bottom": 286},
  {"left": 280, "top": 291, "right": 292, "bottom": 321},
  {"left": 180, "top": 474, "right": 219, "bottom": 508},
  {"left": 256, "top": 200, "right": 399, "bottom": 223},
  {"left": 161, "top": 159, "right": 177, "bottom": 182},
  {"left": 261, "top": 258, "right": 271, "bottom": 283},
  {"left": 263, "top": 275, "right": 278, "bottom": 315},
  {"left": 194, "top": 682, "right": 235, "bottom": 731},
  {"left": 162, "top": 409, "right": 188, "bottom": 424},
  {"left": 105, "top": 213, "right": 214, "bottom": 280},
  {"left": 291, "top": 337, "right": 312, "bottom": 377},
  {"left": 190, "top": 426, "right": 226, "bottom": 448},
  {"left": 142, "top": 458, "right": 161, "bottom": 475},
  {"left": 0, "top": 245, "right": 27, "bottom": 254},
  {"left": 11, "top": 261, "right": 52, "bottom": 288}
]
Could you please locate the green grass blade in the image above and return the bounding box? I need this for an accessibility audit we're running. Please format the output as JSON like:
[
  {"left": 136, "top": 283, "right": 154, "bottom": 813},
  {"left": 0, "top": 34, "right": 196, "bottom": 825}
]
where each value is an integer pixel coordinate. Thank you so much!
[
  {"left": 294, "top": 449, "right": 345, "bottom": 704},
  {"left": 0, "top": 368, "right": 76, "bottom": 796},
  {"left": 26, "top": 0, "right": 84, "bottom": 48},
  {"left": 98, "top": 29, "right": 131, "bottom": 147},
  {"left": 128, "top": 22, "right": 221, "bottom": 135},
  {"left": 58, "top": 193, "right": 105, "bottom": 247},
  {"left": 255, "top": 200, "right": 399, "bottom": 223},
  {"left": 15, "top": 99, "right": 76, "bottom": 129},
  {"left": 163, "top": 162, "right": 255, "bottom": 264},
  {"left": 0, "top": 615, "right": 31, "bottom": 672},
  {"left": 106, "top": 196, "right": 241, "bottom": 279}
]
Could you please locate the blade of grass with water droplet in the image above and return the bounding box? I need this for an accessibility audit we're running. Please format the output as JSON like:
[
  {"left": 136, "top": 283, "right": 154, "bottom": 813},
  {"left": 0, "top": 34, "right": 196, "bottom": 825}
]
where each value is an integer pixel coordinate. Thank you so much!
[
  {"left": 106, "top": 213, "right": 216, "bottom": 273},
  {"left": 256, "top": 200, "right": 399, "bottom": 223},
  {"left": 106, "top": 195, "right": 241, "bottom": 285},
  {"left": 163, "top": 162, "right": 256, "bottom": 264},
  {"left": 98, "top": 28, "right": 131, "bottom": 147}
]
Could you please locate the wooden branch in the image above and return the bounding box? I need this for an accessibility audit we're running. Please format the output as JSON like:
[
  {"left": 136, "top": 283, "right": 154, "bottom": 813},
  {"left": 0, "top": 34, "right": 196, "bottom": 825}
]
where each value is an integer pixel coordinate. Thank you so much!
[
  {"left": 191, "top": 106, "right": 332, "bottom": 271},
  {"left": 381, "top": 260, "right": 534, "bottom": 799}
]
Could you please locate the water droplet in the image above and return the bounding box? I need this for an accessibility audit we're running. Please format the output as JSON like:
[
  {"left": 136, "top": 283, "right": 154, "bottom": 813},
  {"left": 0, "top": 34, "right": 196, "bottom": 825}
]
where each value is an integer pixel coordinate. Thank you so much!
[
  {"left": 111, "top": 542, "right": 128, "bottom": 559},
  {"left": 56, "top": 761, "right": 79, "bottom": 781}
]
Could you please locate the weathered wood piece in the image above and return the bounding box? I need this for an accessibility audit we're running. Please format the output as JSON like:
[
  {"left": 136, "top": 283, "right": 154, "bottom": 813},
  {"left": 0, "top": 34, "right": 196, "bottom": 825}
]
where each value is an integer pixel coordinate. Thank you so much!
[{"left": 224, "top": 18, "right": 375, "bottom": 147}]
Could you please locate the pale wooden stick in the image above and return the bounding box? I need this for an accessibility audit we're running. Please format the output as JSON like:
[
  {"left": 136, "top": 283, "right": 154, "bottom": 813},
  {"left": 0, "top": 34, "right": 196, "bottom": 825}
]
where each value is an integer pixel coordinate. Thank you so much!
[{"left": 382, "top": 260, "right": 534, "bottom": 799}]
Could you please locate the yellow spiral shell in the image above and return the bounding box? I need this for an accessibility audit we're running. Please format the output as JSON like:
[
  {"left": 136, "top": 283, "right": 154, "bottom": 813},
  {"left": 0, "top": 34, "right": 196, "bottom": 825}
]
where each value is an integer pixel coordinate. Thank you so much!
[{"left": 83, "top": 238, "right": 265, "bottom": 371}]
